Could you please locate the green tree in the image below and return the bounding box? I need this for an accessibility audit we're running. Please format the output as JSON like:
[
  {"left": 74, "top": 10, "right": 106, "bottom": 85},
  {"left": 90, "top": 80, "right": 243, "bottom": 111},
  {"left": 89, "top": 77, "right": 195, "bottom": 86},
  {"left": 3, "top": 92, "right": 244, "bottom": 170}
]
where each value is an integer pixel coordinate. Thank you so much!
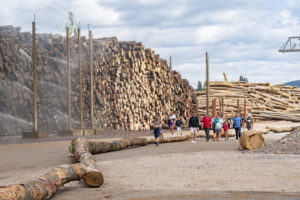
[
  {"left": 239, "top": 75, "right": 248, "bottom": 82},
  {"left": 195, "top": 81, "right": 203, "bottom": 92}
]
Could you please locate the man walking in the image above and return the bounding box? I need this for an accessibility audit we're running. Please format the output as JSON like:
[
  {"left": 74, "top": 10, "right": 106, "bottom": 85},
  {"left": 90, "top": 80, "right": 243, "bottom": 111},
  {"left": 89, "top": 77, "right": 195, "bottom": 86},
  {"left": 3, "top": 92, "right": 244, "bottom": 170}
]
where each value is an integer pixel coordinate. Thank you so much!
[
  {"left": 189, "top": 113, "right": 199, "bottom": 143},
  {"left": 201, "top": 113, "right": 212, "bottom": 142},
  {"left": 232, "top": 112, "right": 243, "bottom": 140},
  {"left": 152, "top": 114, "right": 163, "bottom": 146}
]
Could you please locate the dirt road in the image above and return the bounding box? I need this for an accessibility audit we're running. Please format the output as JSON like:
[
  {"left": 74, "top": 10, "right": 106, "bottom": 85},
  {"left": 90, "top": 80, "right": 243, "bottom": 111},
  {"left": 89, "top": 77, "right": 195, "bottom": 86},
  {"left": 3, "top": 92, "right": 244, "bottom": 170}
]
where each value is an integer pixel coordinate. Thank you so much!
[{"left": 0, "top": 121, "right": 300, "bottom": 199}]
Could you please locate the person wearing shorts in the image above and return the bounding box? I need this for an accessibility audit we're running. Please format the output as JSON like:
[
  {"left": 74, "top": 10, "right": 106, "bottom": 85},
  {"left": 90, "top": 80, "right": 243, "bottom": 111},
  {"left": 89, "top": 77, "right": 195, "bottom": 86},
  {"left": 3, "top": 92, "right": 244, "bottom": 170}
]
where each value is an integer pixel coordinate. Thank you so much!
[
  {"left": 169, "top": 113, "right": 176, "bottom": 135},
  {"left": 152, "top": 114, "right": 163, "bottom": 146},
  {"left": 176, "top": 118, "right": 183, "bottom": 135},
  {"left": 214, "top": 115, "right": 223, "bottom": 142},
  {"left": 189, "top": 113, "right": 199, "bottom": 143}
]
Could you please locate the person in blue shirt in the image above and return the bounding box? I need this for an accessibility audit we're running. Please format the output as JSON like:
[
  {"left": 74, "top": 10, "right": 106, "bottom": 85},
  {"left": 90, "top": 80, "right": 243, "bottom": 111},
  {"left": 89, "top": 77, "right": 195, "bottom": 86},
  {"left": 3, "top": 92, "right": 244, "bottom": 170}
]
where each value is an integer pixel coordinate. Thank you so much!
[{"left": 232, "top": 112, "right": 243, "bottom": 140}]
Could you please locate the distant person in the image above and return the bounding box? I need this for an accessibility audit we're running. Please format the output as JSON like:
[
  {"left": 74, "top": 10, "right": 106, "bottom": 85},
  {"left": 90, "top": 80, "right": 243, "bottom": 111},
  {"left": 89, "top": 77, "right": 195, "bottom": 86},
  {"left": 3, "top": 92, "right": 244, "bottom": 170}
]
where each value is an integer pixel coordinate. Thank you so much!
[
  {"left": 232, "top": 112, "right": 243, "bottom": 140},
  {"left": 152, "top": 114, "right": 163, "bottom": 146},
  {"left": 189, "top": 113, "right": 199, "bottom": 143},
  {"left": 223, "top": 119, "right": 229, "bottom": 141},
  {"left": 214, "top": 115, "right": 223, "bottom": 142},
  {"left": 175, "top": 118, "right": 183, "bottom": 136},
  {"left": 168, "top": 113, "right": 176, "bottom": 135},
  {"left": 201, "top": 113, "right": 212, "bottom": 142},
  {"left": 245, "top": 114, "right": 254, "bottom": 130}
]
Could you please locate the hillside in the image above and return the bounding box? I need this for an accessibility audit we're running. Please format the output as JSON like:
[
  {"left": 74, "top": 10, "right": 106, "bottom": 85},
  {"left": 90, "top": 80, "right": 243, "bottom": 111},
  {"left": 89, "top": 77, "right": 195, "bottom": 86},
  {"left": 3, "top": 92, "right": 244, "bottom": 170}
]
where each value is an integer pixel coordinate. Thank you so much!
[{"left": 285, "top": 80, "right": 300, "bottom": 87}]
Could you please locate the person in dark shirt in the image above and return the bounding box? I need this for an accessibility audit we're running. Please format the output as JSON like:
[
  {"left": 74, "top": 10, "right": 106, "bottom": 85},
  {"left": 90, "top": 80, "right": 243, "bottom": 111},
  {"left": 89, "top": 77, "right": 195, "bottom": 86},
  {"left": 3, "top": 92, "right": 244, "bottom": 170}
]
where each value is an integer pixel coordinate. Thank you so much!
[
  {"left": 176, "top": 118, "right": 183, "bottom": 136},
  {"left": 189, "top": 113, "right": 200, "bottom": 143}
]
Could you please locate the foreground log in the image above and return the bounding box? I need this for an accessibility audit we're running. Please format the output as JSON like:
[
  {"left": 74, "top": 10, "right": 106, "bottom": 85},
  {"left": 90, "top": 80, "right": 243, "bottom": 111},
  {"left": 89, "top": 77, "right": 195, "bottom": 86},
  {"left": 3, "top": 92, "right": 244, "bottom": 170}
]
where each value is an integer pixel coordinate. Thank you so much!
[
  {"left": 0, "top": 164, "right": 86, "bottom": 200},
  {"left": 240, "top": 130, "right": 265, "bottom": 150},
  {"left": 71, "top": 138, "right": 104, "bottom": 187}
]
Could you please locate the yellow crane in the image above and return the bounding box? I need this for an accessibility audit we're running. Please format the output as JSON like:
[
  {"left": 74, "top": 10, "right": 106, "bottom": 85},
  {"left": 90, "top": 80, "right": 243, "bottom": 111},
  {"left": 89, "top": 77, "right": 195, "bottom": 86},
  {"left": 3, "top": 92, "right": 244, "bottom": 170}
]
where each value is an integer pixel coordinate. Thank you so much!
[{"left": 223, "top": 72, "right": 228, "bottom": 81}]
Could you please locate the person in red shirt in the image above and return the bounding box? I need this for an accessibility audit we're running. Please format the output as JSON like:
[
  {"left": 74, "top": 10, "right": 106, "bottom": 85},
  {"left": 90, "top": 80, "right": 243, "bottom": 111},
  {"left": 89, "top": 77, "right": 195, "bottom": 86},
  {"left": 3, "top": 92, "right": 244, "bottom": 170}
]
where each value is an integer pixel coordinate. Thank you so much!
[
  {"left": 201, "top": 113, "right": 212, "bottom": 142},
  {"left": 223, "top": 119, "right": 229, "bottom": 141}
]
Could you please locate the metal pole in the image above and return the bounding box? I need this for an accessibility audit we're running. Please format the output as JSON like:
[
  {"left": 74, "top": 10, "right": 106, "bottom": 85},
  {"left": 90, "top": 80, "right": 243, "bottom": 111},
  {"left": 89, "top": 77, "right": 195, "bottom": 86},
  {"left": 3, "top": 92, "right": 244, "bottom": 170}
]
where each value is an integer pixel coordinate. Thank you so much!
[
  {"left": 219, "top": 99, "right": 221, "bottom": 116},
  {"left": 32, "top": 21, "right": 38, "bottom": 131},
  {"left": 244, "top": 99, "right": 247, "bottom": 118},
  {"left": 206, "top": 52, "right": 209, "bottom": 115},
  {"left": 89, "top": 30, "right": 94, "bottom": 129},
  {"left": 67, "top": 27, "right": 72, "bottom": 130},
  {"left": 221, "top": 98, "right": 224, "bottom": 117},
  {"left": 237, "top": 99, "right": 240, "bottom": 113},
  {"left": 213, "top": 98, "right": 217, "bottom": 118},
  {"left": 78, "top": 28, "right": 83, "bottom": 129},
  {"left": 170, "top": 56, "right": 172, "bottom": 68}
]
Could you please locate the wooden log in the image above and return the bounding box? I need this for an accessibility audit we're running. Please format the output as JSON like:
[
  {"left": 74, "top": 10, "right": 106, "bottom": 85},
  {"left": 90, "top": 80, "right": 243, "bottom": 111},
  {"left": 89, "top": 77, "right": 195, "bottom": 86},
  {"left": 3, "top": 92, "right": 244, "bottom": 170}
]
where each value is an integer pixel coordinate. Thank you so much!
[
  {"left": 0, "top": 164, "right": 86, "bottom": 200},
  {"left": 70, "top": 138, "right": 104, "bottom": 187},
  {"left": 265, "top": 126, "right": 299, "bottom": 133},
  {"left": 239, "top": 130, "right": 265, "bottom": 150}
]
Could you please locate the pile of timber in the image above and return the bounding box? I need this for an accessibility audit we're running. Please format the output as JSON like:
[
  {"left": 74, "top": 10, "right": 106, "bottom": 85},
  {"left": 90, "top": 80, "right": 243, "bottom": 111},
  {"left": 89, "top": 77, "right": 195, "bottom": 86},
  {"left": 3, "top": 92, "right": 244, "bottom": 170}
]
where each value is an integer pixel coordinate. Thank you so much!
[
  {"left": 84, "top": 38, "right": 195, "bottom": 130},
  {"left": 0, "top": 25, "right": 194, "bottom": 135},
  {"left": 196, "top": 81, "right": 300, "bottom": 121}
]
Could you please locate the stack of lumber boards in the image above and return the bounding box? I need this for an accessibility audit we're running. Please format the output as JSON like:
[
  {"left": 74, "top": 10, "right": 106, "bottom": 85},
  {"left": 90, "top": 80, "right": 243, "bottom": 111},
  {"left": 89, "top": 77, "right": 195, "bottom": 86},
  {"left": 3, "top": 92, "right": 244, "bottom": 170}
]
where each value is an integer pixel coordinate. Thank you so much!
[{"left": 196, "top": 81, "right": 300, "bottom": 121}]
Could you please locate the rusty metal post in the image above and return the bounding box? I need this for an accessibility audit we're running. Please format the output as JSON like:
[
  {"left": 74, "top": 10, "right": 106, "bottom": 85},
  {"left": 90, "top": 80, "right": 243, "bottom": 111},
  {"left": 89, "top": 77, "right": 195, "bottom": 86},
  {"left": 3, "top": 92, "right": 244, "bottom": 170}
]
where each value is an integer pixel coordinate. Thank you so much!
[
  {"left": 219, "top": 99, "right": 222, "bottom": 116},
  {"left": 221, "top": 98, "right": 224, "bottom": 117},
  {"left": 206, "top": 52, "right": 209, "bottom": 115},
  {"left": 66, "top": 27, "right": 72, "bottom": 130},
  {"left": 244, "top": 99, "right": 247, "bottom": 118},
  {"left": 32, "top": 21, "right": 37, "bottom": 131},
  {"left": 89, "top": 30, "right": 94, "bottom": 129},
  {"left": 78, "top": 28, "right": 83, "bottom": 129},
  {"left": 214, "top": 98, "right": 217, "bottom": 118},
  {"left": 237, "top": 99, "right": 240, "bottom": 113}
]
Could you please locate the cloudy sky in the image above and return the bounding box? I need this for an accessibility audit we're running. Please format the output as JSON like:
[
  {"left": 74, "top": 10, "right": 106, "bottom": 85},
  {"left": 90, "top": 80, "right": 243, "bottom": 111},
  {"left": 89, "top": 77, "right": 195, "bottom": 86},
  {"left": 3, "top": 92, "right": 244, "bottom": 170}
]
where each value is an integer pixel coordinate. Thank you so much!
[{"left": 1, "top": 0, "right": 300, "bottom": 88}]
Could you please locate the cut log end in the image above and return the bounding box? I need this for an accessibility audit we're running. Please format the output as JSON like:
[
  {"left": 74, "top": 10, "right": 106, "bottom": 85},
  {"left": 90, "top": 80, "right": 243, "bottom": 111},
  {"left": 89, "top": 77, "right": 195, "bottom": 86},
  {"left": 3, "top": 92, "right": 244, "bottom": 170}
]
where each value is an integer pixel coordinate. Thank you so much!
[
  {"left": 85, "top": 171, "right": 104, "bottom": 187},
  {"left": 240, "top": 130, "right": 265, "bottom": 150}
]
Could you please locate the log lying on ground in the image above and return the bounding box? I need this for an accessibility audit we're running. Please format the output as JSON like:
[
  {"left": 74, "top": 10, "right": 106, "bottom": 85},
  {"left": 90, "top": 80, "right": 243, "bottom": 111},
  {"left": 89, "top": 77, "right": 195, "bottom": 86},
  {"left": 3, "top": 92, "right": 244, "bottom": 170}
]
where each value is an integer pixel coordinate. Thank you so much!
[
  {"left": 89, "top": 137, "right": 148, "bottom": 154},
  {"left": 70, "top": 138, "right": 104, "bottom": 187},
  {"left": 265, "top": 126, "right": 299, "bottom": 133},
  {"left": 240, "top": 130, "right": 265, "bottom": 150},
  {"left": 0, "top": 164, "right": 86, "bottom": 200}
]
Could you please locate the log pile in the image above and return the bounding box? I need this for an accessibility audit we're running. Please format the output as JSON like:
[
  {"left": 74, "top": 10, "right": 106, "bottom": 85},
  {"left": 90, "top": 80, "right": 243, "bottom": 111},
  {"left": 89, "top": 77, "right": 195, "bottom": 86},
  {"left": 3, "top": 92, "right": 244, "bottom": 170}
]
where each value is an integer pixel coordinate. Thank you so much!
[
  {"left": 0, "top": 25, "right": 194, "bottom": 135},
  {"left": 85, "top": 38, "right": 194, "bottom": 130},
  {"left": 196, "top": 81, "right": 300, "bottom": 121}
]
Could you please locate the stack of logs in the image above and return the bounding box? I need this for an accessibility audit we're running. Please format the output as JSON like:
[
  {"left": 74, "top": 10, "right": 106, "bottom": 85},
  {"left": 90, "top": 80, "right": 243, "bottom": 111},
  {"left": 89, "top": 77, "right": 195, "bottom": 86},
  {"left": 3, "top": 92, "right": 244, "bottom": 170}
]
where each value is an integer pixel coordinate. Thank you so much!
[
  {"left": 196, "top": 81, "right": 300, "bottom": 121},
  {"left": 88, "top": 37, "right": 195, "bottom": 130},
  {"left": 0, "top": 25, "right": 194, "bottom": 135}
]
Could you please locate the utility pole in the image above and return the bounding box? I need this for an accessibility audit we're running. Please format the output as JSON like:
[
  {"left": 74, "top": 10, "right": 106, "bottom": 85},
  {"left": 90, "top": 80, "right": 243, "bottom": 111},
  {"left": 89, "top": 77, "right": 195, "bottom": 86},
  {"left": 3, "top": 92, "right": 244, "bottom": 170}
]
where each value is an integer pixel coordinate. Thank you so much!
[
  {"left": 32, "top": 19, "right": 37, "bottom": 132},
  {"left": 67, "top": 27, "right": 72, "bottom": 130},
  {"left": 89, "top": 30, "right": 94, "bottom": 130},
  {"left": 78, "top": 28, "right": 83, "bottom": 130},
  {"left": 205, "top": 52, "right": 209, "bottom": 115}
]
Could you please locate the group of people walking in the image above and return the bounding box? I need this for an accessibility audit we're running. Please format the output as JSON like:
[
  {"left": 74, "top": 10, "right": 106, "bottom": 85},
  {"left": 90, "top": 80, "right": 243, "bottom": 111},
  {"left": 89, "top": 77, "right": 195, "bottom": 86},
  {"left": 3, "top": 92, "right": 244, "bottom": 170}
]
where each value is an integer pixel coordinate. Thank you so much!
[{"left": 152, "top": 112, "right": 254, "bottom": 146}]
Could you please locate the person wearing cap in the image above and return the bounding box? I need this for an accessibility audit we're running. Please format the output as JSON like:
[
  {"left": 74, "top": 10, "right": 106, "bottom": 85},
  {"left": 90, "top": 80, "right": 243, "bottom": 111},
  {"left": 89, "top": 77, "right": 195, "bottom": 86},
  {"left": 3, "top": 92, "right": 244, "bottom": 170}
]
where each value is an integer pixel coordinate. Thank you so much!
[
  {"left": 245, "top": 113, "right": 254, "bottom": 130},
  {"left": 189, "top": 113, "right": 200, "bottom": 143}
]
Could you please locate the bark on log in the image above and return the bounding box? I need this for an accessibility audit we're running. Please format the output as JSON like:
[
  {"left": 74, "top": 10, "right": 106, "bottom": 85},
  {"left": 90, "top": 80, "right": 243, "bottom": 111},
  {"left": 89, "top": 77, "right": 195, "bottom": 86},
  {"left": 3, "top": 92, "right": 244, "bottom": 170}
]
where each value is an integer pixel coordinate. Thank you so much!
[
  {"left": 239, "top": 130, "right": 265, "bottom": 150},
  {"left": 0, "top": 164, "right": 86, "bottom": 200},
  {"left": 265, "top": 126, "right": 299, "bottom": 133},
  {"left": 70, "top": 138, "right": 104, "bottom": 187}
]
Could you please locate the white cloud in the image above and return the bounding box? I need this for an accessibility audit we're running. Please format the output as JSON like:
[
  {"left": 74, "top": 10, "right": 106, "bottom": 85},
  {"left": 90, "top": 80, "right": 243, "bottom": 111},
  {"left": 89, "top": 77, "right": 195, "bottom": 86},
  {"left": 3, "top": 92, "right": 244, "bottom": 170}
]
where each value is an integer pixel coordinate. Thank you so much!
[{"left": 1, "top": 0, "right": 300, "bottom": 88}]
